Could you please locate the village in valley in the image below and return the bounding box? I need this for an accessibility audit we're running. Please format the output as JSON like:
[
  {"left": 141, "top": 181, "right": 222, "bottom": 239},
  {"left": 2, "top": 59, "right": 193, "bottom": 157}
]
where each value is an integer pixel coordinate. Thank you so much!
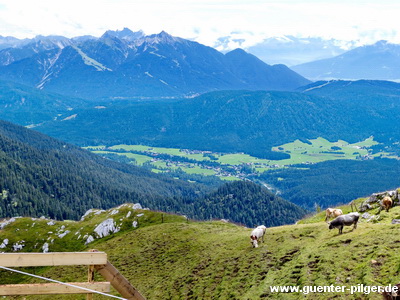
[{"left": 85, "top": 137, "right": 395, "bottom": 181}]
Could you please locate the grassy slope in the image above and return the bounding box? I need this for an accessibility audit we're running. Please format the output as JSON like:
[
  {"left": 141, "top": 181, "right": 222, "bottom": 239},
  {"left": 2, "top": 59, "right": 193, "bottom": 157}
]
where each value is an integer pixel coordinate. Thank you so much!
[{"left": 1, "top": 203, "right": 400, "bottom": 299}]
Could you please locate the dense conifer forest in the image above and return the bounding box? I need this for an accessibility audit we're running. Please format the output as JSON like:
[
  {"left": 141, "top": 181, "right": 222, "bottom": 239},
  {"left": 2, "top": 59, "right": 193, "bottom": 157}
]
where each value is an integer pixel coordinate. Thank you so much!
[
  {"left": 190, "top": 181, "right": 307, "bottom": 227},
  {"left": 256, "top": 159, "right": 400, "bottom": 208}
]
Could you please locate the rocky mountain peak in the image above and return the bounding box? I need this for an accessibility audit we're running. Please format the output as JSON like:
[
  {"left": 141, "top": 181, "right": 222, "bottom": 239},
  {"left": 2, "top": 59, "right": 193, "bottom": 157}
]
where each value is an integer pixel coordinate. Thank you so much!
[
  {"left": 142, "top": 31, "right": 180, "bottom": 45},
  {"left": 102, "top": 28, "right": 145, "bottom": 41}
]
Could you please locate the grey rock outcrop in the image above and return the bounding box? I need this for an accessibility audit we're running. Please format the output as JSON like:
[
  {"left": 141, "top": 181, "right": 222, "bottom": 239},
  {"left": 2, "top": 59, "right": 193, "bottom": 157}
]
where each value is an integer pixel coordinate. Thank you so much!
[
  {"left": 0, "top": 239, "right": 9, "bottom": 249},
  {"left": 359, "top": 188, "right": 399, "bottom": 212},
  {"left": 0, "top": 218, "right": 16, "bottom": 229},
  {"left": 94, "top": 218, "right": 120, "bottom": 238}
]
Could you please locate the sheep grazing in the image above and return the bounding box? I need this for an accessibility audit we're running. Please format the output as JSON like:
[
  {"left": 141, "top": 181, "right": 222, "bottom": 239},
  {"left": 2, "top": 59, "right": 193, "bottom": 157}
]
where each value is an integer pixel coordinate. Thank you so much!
[
  {"left": 381, "top": 196, "right": 393, "bottom": 213},
  {"left": 250, "top": 225, "right": 267, "bottom": 248},
  {"left": 325, "top": 208, "right": 343, "bottom": 222}
]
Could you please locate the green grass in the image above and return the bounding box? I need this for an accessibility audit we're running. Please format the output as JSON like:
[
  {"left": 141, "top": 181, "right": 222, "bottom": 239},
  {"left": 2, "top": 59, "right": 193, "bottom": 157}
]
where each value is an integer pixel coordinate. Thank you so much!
[
  {"left": 352, "top": 137, "right": 379, "bottom": 148},
  {"left": 151, "top": 160, "right": 171, "bottom": 169},
  {"left": 270, "top": 137, "right": 374, "bottom": 166},
  {"left": 217, "top": 153, "right": 269, "bottom": 165},
  {"left": 109, "top": 144, "right": 211, "bottom": 161},
  {"left": 1, "top": 201, "right": 400, "bottom": 299},
  {"left": 92, "top": 150, "right": 153, "bottom": 165}
]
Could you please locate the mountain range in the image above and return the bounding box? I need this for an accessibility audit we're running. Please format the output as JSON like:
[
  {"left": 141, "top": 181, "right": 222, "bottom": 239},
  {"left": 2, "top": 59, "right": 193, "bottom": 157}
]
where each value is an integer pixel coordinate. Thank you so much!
[
  {"left": 4, "top": 30, "right": 400, "bottom": 83},
  {"left": 215, "top": 35, "right": 354, "bottom": 66},
  {"left": 0, "top": 28, "right": 310, "bottom": 99},
  {"left": 293, "top": 40, "right": 400, "bottom": 81}
]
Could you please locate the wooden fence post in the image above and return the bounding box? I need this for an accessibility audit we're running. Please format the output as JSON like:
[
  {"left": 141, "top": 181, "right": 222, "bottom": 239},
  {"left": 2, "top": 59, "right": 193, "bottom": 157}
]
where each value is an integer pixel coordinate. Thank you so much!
[
  {"left": 87, "top": 264, "right": 95, "bottom": 300},
  {"left": 94, "top": 261, "right": 146, "bottom": 300},
  {"left": 89, "top": 249, "right": 146, "bottom": 300}
]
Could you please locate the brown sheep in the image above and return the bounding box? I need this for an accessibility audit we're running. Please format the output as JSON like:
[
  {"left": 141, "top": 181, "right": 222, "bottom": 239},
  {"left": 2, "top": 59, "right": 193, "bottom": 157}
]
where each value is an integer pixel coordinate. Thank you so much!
[{"left": 382, "top": 196, "right": 393, "bottom": 212}]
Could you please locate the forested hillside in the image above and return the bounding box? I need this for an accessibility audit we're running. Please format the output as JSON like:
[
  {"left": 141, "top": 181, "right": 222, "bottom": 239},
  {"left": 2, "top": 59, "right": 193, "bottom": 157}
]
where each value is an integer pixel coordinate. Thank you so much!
[
  {"left": 256, "top": 159, "right": 400, "bottom": 208},
  {"left": 0, "top": 120, "right": 306, "bottom": 226},
  {"left": 36, "top": 90, "right": 358, "bottom": 159},
  {"left": 0, "top": 80, "right": 88, "bottom": 126},
  {"left": 192, "top": 181, "right": 306, "bottom": 227},
  {"left": 35, "top": 84, "right": 400, "bottom": 158},
  {"left": 0, "top": 120, "right": 207, "bottom": 220}
]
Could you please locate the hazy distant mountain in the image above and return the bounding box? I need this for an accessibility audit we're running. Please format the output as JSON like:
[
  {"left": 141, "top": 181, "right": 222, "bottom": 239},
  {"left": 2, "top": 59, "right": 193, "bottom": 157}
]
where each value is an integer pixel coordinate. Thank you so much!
[
  {"left": 0, "top": 30, "right": 310, "bottom": 99},
  {"left": 71, "top": 35, "right": 97, "bottom": 43},
  {"left": 215, "top": 35, "right": 354, "bottom": 66},
  {"left": 0, "top": 35, "right": 29, "bottom": 50},
  {"left": 292, "top": 40, "right": 400, "bottom": 80},
  {"left": 224, "top": 48, "right": 308, "bottom": 90},
  {"left": 0, "top": 35, "right": 72, "bottom": 66}
]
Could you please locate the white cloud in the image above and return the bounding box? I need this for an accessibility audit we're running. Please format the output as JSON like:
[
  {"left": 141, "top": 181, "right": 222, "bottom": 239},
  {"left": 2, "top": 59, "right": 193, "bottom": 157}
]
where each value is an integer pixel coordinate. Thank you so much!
[{"left": 0, "top": 0, "right": 399, "bottom": 47}]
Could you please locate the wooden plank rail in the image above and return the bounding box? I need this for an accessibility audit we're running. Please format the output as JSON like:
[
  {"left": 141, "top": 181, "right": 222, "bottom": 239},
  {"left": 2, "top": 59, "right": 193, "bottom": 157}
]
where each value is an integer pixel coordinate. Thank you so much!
[
  {"left": 0, "top": 282, "right": 110, "bottom": 295},
  {"left": 0, "top": 252, "right": 107, "bottom": 267},
  {"left": 0, "top": 251, "right": 146, "bottom": 299}
]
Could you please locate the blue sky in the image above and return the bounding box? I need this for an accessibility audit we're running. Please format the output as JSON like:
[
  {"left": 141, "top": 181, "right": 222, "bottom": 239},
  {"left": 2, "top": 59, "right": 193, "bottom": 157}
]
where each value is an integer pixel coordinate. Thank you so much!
[{"left": 0, "top": 0, "right": 399, "bottom": 49}]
